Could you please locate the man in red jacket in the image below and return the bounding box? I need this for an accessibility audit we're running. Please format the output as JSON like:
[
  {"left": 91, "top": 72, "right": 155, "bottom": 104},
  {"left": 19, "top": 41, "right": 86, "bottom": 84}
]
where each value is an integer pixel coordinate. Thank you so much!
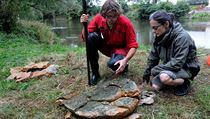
[{"left": 80, "top": 0, "right": 138, "bottom": 85}]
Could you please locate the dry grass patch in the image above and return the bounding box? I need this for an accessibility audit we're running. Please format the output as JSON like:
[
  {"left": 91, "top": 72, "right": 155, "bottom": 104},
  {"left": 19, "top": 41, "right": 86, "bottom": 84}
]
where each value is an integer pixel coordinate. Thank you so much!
[{"left": 0, "top": 49, "right": 210, "bottom": 119}]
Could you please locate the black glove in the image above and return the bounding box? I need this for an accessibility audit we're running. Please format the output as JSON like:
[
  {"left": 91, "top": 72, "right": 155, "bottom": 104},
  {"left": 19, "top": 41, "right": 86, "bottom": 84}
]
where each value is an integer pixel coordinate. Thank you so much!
[{"left": 143, "top": 75, "right": 150, "bottom": 84}]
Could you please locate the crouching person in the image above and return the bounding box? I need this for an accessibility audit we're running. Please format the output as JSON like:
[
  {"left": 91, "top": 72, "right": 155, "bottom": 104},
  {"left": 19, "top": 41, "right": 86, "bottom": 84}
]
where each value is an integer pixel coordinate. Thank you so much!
[
  {"left": 80, "top": 0, "right": 138, "bottom": 85},
  {"left": 143, "top": 10, "right": 200, "bottom": 96}
]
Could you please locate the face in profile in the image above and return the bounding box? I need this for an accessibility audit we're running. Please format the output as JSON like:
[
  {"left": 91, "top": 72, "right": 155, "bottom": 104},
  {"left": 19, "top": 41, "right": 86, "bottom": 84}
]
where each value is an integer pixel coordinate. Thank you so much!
[{"left": 150, "top": 19, "right": 169, "bottom": 37}]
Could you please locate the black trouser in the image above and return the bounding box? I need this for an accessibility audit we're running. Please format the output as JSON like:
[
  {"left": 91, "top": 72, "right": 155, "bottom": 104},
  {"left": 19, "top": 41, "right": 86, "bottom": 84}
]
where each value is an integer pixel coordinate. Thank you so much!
[
  {"left": 87, "top": 32, "right": 101, "bottom": 74},
  {"left": 88, "top": 32, "right": 125, "bottom": 74}
]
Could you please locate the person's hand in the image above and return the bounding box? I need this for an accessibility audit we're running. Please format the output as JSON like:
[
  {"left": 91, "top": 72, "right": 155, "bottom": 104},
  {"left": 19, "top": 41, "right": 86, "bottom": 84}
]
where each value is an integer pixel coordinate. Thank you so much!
[
  {"left": 80, "top": 14, "right": 89, "bottom": 42},
  {"left": 80, "top": 14, "right": 89, "bottom": 23},
  {"left": 143, "top": 75, "right": 150, "bottom": 84},
  {"left": 114, "top": 58, "right": 127, "bottom": 74}
]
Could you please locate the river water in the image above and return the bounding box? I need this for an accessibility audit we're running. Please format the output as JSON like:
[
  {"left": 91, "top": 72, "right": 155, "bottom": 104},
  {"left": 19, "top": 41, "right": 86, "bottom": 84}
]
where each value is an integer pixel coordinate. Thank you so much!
[{"left": 47, "top": 17, "right": 210, "bottom": 49}]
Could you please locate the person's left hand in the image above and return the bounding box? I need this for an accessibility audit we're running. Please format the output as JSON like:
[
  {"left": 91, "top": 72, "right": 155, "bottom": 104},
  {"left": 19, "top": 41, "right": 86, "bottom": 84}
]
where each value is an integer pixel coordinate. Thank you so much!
[
  {"left": 80, "top": 14, "right": 89, "bottom": 23},
  {"left": 114, "top": 58, "right": 127, "bottom": 74}
]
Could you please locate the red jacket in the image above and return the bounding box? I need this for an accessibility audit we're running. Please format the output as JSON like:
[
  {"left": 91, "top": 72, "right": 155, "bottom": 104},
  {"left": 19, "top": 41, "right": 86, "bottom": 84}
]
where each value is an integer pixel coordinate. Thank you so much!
[{"left": 87, "top": 14, "right": 138, "bottom": 57}]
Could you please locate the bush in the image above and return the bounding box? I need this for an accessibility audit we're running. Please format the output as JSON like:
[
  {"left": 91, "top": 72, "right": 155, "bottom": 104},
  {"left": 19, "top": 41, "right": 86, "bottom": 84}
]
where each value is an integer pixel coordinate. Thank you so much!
[
  {"left": 192, "top": 12, "right": 210, "bottom": 19},
  {"left": 173, "top": 1, "right": 190, "bottom": 18},
  {"left": 120, "top": 2, "right": 130, "bottom": 14},
  {"left": 15, "top": 20, "right": 57, "bottom": 44},
  {"left": 133, "top": 1, "right": 190, "bottom": 20},
  {"left": 157, "top": 1, "right": 190, "bottom": 19},
  {"left": 0, "top": 1, "right": 18, "bottom": 33},
  {"left": 137, "top": 3, "right": 159, "bottom": 20},
  {"left": 158, "top": 2, "right": 175, "bottom": 12},
  {"left": 126, "top": 4, "right": 140, "bottom": 20}
]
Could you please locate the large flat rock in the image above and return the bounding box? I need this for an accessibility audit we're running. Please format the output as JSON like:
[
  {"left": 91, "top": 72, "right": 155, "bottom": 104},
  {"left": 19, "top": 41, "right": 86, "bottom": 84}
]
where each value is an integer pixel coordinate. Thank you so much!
[{"left": 58, "top": 78, "right": 141, "bottom": 119}]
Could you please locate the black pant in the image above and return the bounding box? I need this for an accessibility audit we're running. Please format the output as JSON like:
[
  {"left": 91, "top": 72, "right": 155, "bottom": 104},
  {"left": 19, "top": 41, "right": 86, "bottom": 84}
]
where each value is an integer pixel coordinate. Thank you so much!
[{"left": 88, "top": 32, "right": 125, "bottom": 74}]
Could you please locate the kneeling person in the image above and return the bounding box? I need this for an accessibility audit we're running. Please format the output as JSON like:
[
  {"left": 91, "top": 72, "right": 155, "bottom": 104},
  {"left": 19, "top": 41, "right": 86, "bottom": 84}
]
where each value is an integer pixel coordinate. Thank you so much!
[
  {"left": 143, "top": 10, "right": 200, "bottom": 96},
  {"left": 80, "top": 0, "right": 138, "bottom": 85}
]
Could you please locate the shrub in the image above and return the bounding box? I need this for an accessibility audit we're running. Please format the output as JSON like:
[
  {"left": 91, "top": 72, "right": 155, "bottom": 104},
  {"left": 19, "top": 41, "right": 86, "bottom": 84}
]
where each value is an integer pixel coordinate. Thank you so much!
[
  {"left": 137, "top": 3, "right": 159, "bottom": 20},
  {"left": 192, "top": 12, "right": 210, "bottom": 19},
  {"left": 126, "top": 4, "right": 139, "bottom": 20},
  {"left": 173, "top": 1, "right": 190, "bottom": 18},
  {"left": 0, "top": 1, "right": 18, "bottom": 33},
  {"left": 15, "top": 20, "right": 57, "bottom": 44},
  {"left": 120, "top": 2, "right": 130, "bottom": 14},
  {"left": 158, "top": 2, "right": 175, "bottom": 12},
  {"left": 134, "top": 1, "right": 190, "bottom": 20}
]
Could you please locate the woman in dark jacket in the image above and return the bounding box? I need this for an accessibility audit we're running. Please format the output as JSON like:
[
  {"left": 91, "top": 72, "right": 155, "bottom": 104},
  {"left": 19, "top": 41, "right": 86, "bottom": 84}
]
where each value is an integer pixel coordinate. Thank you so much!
[{"left": 143, "top": 10, "right": 200, "bottom": 96}]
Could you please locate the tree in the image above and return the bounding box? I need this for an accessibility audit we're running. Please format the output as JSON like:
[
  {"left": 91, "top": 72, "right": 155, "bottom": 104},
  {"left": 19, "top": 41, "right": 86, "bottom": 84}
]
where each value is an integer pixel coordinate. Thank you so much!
[
  {"left": 0, "top": 0, "right": 104, "bottom": 33},
  {"left": 152, "top": 0, "right": 158, "bottom": 4},
  {"left": 0, "top": 0, "right": 19, "bottom": 33},
  {"left": 119, "top": 0, "right": 130, "bottom": 14},
  {"left": 0, "top": 0, "right": 93, "bottom": 33}
]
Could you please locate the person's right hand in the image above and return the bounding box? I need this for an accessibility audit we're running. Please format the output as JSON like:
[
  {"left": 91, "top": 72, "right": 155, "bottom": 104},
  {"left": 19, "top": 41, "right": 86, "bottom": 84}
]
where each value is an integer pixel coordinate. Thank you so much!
[{"left": 80, "top": 14, "right": 89, "bottom": 23}]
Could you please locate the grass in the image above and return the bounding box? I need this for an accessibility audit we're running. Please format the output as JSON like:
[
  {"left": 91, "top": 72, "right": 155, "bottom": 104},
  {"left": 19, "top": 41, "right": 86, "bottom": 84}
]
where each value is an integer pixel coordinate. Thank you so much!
[
  {"left": 0, "top": 33, "right": 210, "bottom": 119},
  {"left": 0, "top": 33, "right": 82, "bottom": 79},
  {"left": 192, "top": 12, "right": 210, "bottom": 21}
]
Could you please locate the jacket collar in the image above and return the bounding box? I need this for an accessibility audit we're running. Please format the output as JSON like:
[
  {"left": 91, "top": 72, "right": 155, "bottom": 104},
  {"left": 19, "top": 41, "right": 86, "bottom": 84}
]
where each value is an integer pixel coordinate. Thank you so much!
[
  {"left": 154, "top": 28, "right": 173, "bottom": 47},
  {"left": 154, "top": 22, "right": 183, "bottom": 48}
]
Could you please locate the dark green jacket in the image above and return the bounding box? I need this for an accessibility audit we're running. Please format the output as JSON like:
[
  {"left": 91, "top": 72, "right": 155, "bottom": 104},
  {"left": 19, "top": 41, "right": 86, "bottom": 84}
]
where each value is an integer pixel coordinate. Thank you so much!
[{"left": 144, "top": 22, "right": 200, "bottom": 79}]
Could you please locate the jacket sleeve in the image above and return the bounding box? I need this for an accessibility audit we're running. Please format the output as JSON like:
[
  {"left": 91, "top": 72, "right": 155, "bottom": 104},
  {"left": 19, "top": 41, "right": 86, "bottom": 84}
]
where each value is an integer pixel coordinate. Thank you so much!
[
  {"left": 143, "top": 44, "right": 160, "bottom": 78},
  {"left": 88, "top": 14, "right": 100, "bottom": 33}
]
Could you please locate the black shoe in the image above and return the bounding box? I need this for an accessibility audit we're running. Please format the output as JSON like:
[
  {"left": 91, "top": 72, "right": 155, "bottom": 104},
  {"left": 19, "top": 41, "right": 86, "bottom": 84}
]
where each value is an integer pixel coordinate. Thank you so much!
[
  {"left": 90, "top": 73, "right": 100, "bottom": 86},
  {"left": 174, "top": 79, "right": 190, "bottom": 96}
]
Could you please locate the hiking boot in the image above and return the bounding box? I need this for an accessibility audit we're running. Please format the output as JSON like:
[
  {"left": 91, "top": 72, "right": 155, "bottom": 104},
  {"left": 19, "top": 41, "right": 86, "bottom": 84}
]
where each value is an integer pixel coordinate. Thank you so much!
[
  {"left": 90, "top": 73, "right": 100, "bottom": 86},
  {"left": 174, "top": 79, "right": 190, "bottom": 96}
]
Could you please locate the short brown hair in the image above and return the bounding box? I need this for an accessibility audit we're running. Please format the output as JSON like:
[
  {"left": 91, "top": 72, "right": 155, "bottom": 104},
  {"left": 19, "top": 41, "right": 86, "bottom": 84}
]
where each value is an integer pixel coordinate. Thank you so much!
[{"left": 100, "top": 0, "right": 123, "bottom": 17}]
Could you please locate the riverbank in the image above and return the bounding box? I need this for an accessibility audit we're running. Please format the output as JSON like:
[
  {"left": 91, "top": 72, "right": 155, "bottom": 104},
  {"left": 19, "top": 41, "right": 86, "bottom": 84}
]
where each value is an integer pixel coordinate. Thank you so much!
[{"left": 0, "top": 34, "right": 209, "bottom": 118}]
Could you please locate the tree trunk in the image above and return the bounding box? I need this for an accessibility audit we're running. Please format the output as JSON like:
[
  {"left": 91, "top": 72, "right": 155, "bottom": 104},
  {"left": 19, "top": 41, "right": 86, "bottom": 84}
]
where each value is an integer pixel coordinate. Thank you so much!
[{"left": 152, "top": 0, "right": 158, "bottom": 4}]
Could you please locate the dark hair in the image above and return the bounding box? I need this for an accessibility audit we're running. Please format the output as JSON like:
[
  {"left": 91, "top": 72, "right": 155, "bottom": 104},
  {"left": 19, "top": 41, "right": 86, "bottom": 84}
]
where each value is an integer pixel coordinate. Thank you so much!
[
  {"left": 149, "top": 10, "right": 175, "bottom": 28},
  {"left": 100, "top": 0, "right": 123, "bottom": 17}
]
